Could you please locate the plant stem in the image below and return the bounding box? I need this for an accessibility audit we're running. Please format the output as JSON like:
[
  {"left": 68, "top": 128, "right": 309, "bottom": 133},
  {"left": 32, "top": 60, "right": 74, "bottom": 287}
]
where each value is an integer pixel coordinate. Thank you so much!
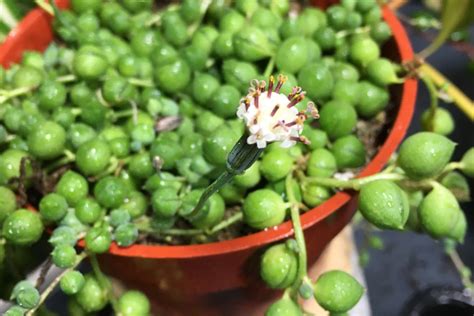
[
  {"left": 302, "top": 172, "right": 406, "bottom": 190},
  {"left": 56, "top": 74, "right": 77, "bottom": 83},
  {"left": 110, "top": 109, "right": 135, "bottom": 121},
  {"left": 145, "top": 14, "right": 162, "bottom": 26},
  {"left": 286, "top": 174, "right": 307, "bottom": 296},
  {"left": 442, "top": 161, "right": 465, "bottom": 174},
  {"left": 431, "top": 161, "right": 465, "bottom": 183},
  {"left": 336, "top": 26, "right": 370, "bottom": 39},
  {"left": 89, "top": 157, "right": 127, "bottom": 181},
  {"left": 128, "top": 78, "right": 154, "bottom": 87},
  {"left": 0, "top": 86, "right": 37, "bottom": 104},
  {"left": 419, "top": 63, "right": 474, "bottom": 121},
  {"left": 89, "top": 254, "right": 119, "bottom": 312},
  {"left": 420, "top": 76, "right": 438, "bottom": 109},
  {"left": 446, "top": 247, "right": 474, "bottom": 291},
  {"left": 419, "top": 73, "right": 439, "bottom": 131},
  {"left": 207, "top": 212, "right": 243, "bottom": 235},
  {"left": 157, "top": 228, "right": 204, "bottom": 236},
  {"left": 138, "top": 211, "right": 243, "bottom": 237},
  {"left": 35, "top": 0, "right": 54, "bottom": 15},
  {"left": 190, "top": 135, "right": 261, "bottom": 227},
  {"left": 96, "top": 89, "right": 109, "bottom": 107},
  {"left": 263, "top": 57, "right": 275, "bottom": 78},
  {"left": 45, "top": 150, "right": 76, "bottom": 173},
  {"left": 26, "top": 253, "right": 87, "bottom": 316},
  {"left": 188, "top": 170, "right": 234, "bottom": 220},
  {"left": 187, "top": 0, "right": 212, "bottom": 35}
]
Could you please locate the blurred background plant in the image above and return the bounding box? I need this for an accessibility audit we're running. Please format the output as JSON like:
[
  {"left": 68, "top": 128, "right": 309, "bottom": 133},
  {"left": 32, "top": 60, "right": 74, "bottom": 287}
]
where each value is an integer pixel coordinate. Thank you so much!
[{"left": 394, "top": 0, "right": 474, "bottom": 119}]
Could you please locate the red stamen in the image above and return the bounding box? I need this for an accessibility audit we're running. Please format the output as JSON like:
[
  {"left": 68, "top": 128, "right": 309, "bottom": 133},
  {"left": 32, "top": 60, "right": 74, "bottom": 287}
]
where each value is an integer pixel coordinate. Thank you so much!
[
  {"left": 287, "top": 98, "right": 298, "bottom": 108},
  {"left": 287, "top": 94, "right": 305, "bottom": 108},
  {"left": 285, "top": 121, "right": 297, "bottom": 127},
  {"left": 259, "top": 81, "right": 266, "bottom": 92},
  {"left": 300, "top": 136, "right": 311, "bottom": 145},
  {"left": 275, "top": 75, "right": 287, "bottom": 93},
  {"left": 250, "top": 79, "right": 259, "bottom": 92},
  {"left": 290, "top": 136, "right": 310, "bottom": 144},
  {"left": 274, "top": 120, "right": 286, "bottom": 129},
  {"left": 271, "top": 105, "right": 280, "bottom": 117},
  {"left": 297, "top": 112, "right": 307, "bottom": 122},
  {"left": 253, "top": 90, "right": 260, "bottom": 108},
  {"left": 267, "top": 75, "right": 274, "bottom": 97},
  {"left": 244, "top": 97, "right": 251, "bottom": 110},
  {"left": 288, "top": 86, "right": 302, "bottom": 100}
]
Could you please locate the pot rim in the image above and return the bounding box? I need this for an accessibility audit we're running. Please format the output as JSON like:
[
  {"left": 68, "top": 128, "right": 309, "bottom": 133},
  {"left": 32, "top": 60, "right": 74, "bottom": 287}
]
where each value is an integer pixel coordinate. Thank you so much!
[{"left": 0, "top": 3, "right": 417, "bottom": 259}]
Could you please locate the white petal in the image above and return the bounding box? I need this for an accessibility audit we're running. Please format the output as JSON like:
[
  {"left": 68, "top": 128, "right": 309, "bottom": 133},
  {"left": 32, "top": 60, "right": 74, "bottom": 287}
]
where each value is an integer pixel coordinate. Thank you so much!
[
  {"left": 248, "top": 134, "right": 258, "bottom": 144},
  {"left": 249, "top": 124, "right": 260, "bottom": 134},
  {"left": 256, "top": 139, "right": 267, "bottom": 148},
  {"left": 280, "top": 139, "right": 295, "bottom": 148},
  {"left": 238, "top": 90, "right": 305, "bottom": 149}
]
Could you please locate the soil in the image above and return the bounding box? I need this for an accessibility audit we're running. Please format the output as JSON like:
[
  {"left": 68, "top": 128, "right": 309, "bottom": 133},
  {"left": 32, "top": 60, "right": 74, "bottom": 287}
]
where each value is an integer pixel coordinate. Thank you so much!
[
  {"left": 139, "top": 104, "right": 394, "bottom": 246},
  {"left": 18, "top": 100, "right": 394, "bottom": 246},
  {"left": 18, "top": 0, "right": 398, "bottom": 247}
]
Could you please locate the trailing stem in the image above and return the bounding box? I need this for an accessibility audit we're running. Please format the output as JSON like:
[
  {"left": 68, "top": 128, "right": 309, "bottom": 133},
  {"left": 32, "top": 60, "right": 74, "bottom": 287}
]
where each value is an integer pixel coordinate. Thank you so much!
[
  {"left": 26, "top": 253, "right": 87, "bottom": 316},
  {"left": 418, "top": 63, "right": 474, "bottom": 121},
  {"left": 445, "top": 243, "right": 474, "bottom": 292},
  {"left": 300, "top": 171, "right": 406, "bottom": 191},
  {"left": 263, "top": 57, "right": 275, "bottom": 78},
  {"left": 286, "top": 174, "right": 308, "bottom": 297},
  {"left": 136, "top": 211, "right": 243, "bottom": 237},
  {"left": 419, "top": 73, "right": 439, "bottom": 132},
  {"left": 89, "top": 254, "right": 119, "bottom": 312}
]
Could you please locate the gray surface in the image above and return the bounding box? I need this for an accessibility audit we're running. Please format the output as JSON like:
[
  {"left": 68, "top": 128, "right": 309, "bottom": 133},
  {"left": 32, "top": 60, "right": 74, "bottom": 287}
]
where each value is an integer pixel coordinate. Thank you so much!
[{"left": 356, "top": 2, "right": 474, "bottom": 316}]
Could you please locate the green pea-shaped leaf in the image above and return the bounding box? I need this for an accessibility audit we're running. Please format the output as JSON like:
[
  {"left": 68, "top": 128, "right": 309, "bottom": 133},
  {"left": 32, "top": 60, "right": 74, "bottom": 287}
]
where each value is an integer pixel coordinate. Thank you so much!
[
  {"left": 233, "top": 26, "right": 275, "bottom": 62},
  {"left": 440, "top": 171, "right": 471, "bottom": 202},
  {"left": 242, "top": 189, "right": 286, "bottom": 230},
  {"left": 461, "top": 147, "right": 474, "bottom": 178},
  {"left": 260, "top": 243, "right": 298, "bottom": 289},
  {"left": 421, "top": 107, "right": 454, "bottom": 136},
  {"left": 265, "top": 297, "right": 302, "bottom": 316},
  {"left": 276, "top": 37, "right": 309, "bottom": 74},
  {"left": 448, "top": 210, "right": 467, "bottom": 243},
  {"left": 222, "top": 59, "right": 259, "bottom": 93},
  {"left": 398, "top": 132, "right": 456, "bottom": 180},
  {"left": 358, "top": 180, "right": 409, "bottom": 230},
  {"left": 307, "top": 148, "right": 337, "bottom": 178},
  {"left": 314, "top": 270, "right": 364, "bottom": 313},
  {"left": 419, "top": 184, "right": 461, "bottom": 239},
  {"left": 366, "top": 58, "right": 401, "bottom": 86},
  {"left": 405, "top": 190, "right": 424, "bottom": 232},
  {"left": 298, "top": 62, "right": 334, "bottom": 100}
]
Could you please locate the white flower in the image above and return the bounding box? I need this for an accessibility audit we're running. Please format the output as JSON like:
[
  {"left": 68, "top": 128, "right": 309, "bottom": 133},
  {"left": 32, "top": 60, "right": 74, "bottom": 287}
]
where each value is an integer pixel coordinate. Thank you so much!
[{"left": 237, "top": 75, "right": 319, "bottom": 149}]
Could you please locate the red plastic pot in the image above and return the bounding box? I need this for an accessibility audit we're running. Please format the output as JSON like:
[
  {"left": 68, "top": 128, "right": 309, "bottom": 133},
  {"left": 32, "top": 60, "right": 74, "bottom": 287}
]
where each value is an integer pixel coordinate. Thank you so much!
[{"left": 0, "top": 1, "right": 417, "bottom": 315}]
